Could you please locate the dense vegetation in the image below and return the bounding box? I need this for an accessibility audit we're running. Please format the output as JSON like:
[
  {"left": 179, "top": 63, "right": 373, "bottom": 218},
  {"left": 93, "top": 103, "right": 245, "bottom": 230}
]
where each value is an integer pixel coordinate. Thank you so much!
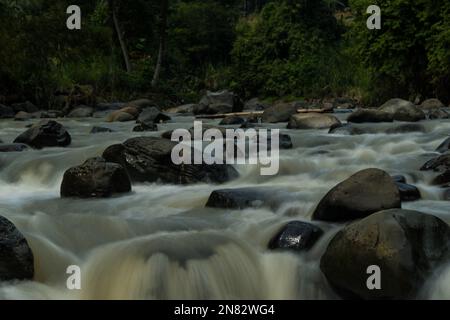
[{"left": 1, "top": 0, "right": 449, "bottom": 107}]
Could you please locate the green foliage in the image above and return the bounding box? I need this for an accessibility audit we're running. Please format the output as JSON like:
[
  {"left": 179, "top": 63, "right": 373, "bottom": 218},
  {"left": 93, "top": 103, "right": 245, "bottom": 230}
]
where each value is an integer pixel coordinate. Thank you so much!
[
  {"left": 349, "top": 0, "right": 450, "bottom": 104},
  {"left": 230, "top": 0, "right": 348, "bottom": 99}
]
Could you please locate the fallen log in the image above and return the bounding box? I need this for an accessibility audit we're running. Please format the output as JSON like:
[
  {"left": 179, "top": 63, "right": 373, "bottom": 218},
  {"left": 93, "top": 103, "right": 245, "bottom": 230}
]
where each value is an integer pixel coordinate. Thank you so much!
[
  {"left": 195, "top": 108, "right": 333, "bottom": 119},
  {"left": 196, "top": 111, "right": 264, "bottom": 119}
]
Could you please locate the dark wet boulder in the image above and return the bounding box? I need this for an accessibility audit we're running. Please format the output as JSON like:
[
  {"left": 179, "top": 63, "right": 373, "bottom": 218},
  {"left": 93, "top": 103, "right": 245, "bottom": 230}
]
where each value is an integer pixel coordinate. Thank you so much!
[
  {"left": 219, "top": 116, "right": 246, "bottom": 125},
  {"left": 420, "top": 154, "right": 450, "bottom": 186},
  {"left": 268, "top": 221, "right": 323, "bottom": 252},
  {"left": 386, "top": 123, "right": 426, "bottom": 134},
  {"left": 261, "top": 103, "right": 297, "bottom": 123},
  {"left": 320, "top": 209, "right": 450, "bottom": 300},
  {"left": 67, "top": 105, "right": 93, "bottom": 118},
  {"left": 0, "top": 104, "right": 14, "bottom": 118},
  {"left": 436, "top": 137, "right": 450, "bottom": 153},
  {"left": 137, "top": 107, "right": 171, "bottom": 124},
  {"left": 205, "top": 187, "right": 295, "bottom": 210},
  {"left": 13, "top": 120, "right": 71, "bottom": 149},
  {"left": 328, "top": 123, "right": 366, "bottom": 135},
  {"left": 60, "top": 157, "right": 131, "bottom": 198},
  {"left": 90, "top": 126, "right": 114, "bottom": 134},
  {"left": 378, "top": 98, "right": 425, "bottom": 122},
  {"left": 390, "top": 175, "right": 421, "bottom": 202},
  {"left": 0, "top": 215, "right": 34, "bottom": 281},
  {"left": 194, "top": 90, "right": 242, "bottom": 115},
  {"left": 395, "top": 182, "right": 421, "bottom": 201},
  {"left": 102, "top": 137, "right": 238, "bottom": 184},
  {"left": 0, "top": 143, "right": 29, "bottom": 152},
  {"left": 312, "top": 168, "right": 401, "bottom": 222},
  {"left": 347, "top": 109, "right": 394, "bottom": 123},
  {"left": 133, "top": 123, "right": 158, "bottom": 132},
  {"left": 287, "top": 113, "right": 341, "bottom": 130}
]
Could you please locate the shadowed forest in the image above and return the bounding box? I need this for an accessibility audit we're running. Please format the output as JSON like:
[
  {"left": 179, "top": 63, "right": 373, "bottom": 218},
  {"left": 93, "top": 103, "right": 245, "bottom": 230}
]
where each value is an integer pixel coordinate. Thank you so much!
[{"left": 1, "top": 0, "right": 450, "bottom": 109}]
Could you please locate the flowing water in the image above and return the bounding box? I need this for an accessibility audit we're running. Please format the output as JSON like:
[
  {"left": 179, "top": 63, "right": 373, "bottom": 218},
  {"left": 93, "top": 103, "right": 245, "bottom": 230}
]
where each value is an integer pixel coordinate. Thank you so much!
[{"left": 0, "top": 115, "right": 449, "bottom": 299}]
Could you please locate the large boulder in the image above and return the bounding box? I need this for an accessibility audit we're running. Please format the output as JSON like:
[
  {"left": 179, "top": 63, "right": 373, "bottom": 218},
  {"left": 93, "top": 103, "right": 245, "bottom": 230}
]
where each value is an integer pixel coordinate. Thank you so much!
[
  {"left": 312, "top": 168, "right": 401, "bottom": 222},
  {"left": 67, "top": 105, "right": 93, "bottom": 118},
  {"left": 261, "top": 103, "right": 297, "bottom": 123},
  {"left": 137, "top": 107, "right": 171, "bottom": 124},
  {"left": 0, "top": 104, "right": 14, "bottom": 118},
  {"left": 206, "top": 187, "right": 295, "bottom": 210},
  {"left": 378, "top": 98, "right": 425, "bottom": 122},
  {"left": 14, "top": 111, "right": 32, "bottom": 121},
  {"left": 0, "top": 215, "right": 34, "bottom": 281},
  {"left": 347, "top": 109, "right": 393, "bottom": 123},
  {"left": 194, "top": 90, "right": 242, "bottom": 115},
  {"left": 420, "top": 98, "right": 445, "bottom": 110},
  {"left": 268, "top": 221, "right": 323, "bottom": 252},
  {"left": 287, "top": 113, "right": 341, "bottom": 130},
  {"left": 13, "top": 120, "right": 71, "bottom": 149},
  {"left": 61, "top": 157, "right": 131, "bottom": 198},
  {"left": 320, "top": 209, "right": 450, "bottom": 299},
  {"left": 106, "top": 106, "right": 140, "bottom": 122},
  {"left": 102, "top": 137, "right": 239, "bottom": 184}
]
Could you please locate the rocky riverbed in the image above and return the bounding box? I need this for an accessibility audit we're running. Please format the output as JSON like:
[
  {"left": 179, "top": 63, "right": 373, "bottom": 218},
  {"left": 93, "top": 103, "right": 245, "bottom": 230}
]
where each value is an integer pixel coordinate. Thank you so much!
[{"left": 0, "top": 95, "right": 449, "bottom": 299}]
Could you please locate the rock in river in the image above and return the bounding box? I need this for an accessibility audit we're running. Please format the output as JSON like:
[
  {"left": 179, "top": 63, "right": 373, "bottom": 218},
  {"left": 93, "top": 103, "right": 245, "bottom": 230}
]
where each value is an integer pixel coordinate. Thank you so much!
[
  {"left": 268, "top": 221, "right": 323, "bottom": 252},
  {"left": 0, "top": 215, "right": 34, "bottom": 281},
  {"left": 13, "top": 120, "right": 71, "bottom": 149},
  {"left": 61, "top": 157, "right": 131, "bottom": 198},
  {"left": 287, "top": 113, "right": 341, "bottom": 130},
  {"left": 261, "top": 103, "right": 297, "bottom": 123},
  {"left": 0, "top": 143, "right": 29, "bottom": 152},
  {"left": 320, "top": 209, "right": 450, "bottom": 299},
  {"left": 378, "top": 98, "right": 426, "bottom": 122},
  {"left": 312, "top": 168, "right": 401, "bottom": 222},
  {"left": 103, "top": 137, "right": 239, "bottom": 184},
  {"left": 347, "top": 109, "right": 393, "bottom": 123}
]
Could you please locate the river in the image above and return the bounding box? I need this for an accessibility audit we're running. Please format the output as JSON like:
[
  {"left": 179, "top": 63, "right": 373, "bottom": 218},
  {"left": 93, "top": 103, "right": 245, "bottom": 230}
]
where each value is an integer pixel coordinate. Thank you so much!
[{"left": 0, "top": 114, "right": 449, "bottom": 299}]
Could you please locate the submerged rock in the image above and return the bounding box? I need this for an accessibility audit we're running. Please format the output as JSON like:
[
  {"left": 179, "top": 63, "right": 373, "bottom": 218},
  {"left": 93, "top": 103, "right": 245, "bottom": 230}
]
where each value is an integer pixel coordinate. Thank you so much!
[
  {"left": 268, "top": 221, "right": 323, "bottom": 252},
  {"left": 0, "top": 215, "right": 34, "bottom": 281},
  {"left": 103, "top": 136, "right": 238, "bottom": 184},
  {"left": 61, "top": 157, "right": 131, "bottom": 198},
  {"left": 320, "top": 209, "right": 450, "bottom": 299},
  {"left": 328, "top": 123, "right": 366, "bottom": 135},
  {"left": 435, "top": 137, "right": 450, "bottom": 153},
  {"left": 312, "top": 168, "right": 401, "bottom": 222},
  {"left": 13, "top": 120, "right": 71, "bottom": 149},
  {"left": 420, "top": 154, "right": 450, "bottom": 186},
  {"left": 0, "top": 143, "right": 29, "bottom": 152},
  {"left": 133, "top": 123, "right": 158, "bottom": 132},
  {"left": 90, "top": 126, "right": 114, "bottom": 134},
  {"left": 385, "top": 123, "right": 425, "bottom": 134},
  {"left": 347, "top": 109, "right": 393, "bottom": 123},
  {"left": 287, "top": 113, "right": 341, "bottom": 130}
]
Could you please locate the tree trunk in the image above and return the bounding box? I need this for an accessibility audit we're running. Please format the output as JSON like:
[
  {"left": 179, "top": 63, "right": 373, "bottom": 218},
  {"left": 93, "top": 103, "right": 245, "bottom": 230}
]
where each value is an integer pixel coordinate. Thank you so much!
[
  {"left": 110, "top": 0, "right": 131, "bottom": 73},
  {"left": 151, "top": 0, "right": 169, "bottom": 87}
]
